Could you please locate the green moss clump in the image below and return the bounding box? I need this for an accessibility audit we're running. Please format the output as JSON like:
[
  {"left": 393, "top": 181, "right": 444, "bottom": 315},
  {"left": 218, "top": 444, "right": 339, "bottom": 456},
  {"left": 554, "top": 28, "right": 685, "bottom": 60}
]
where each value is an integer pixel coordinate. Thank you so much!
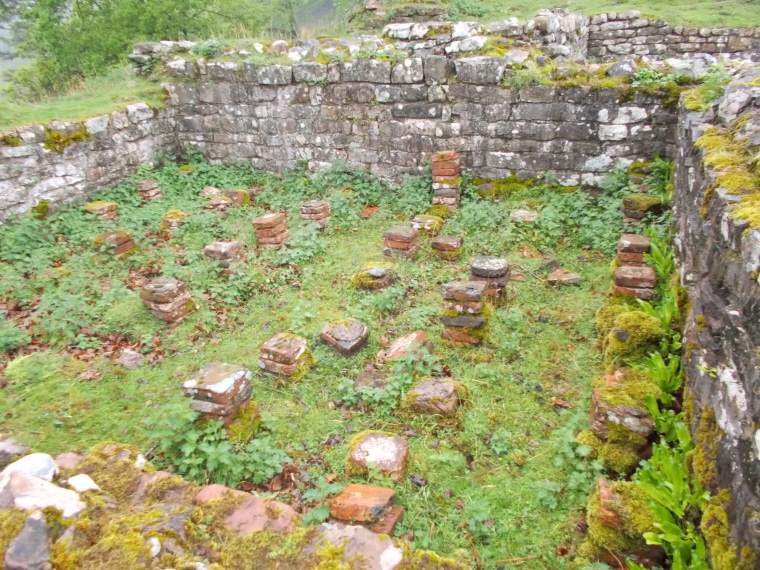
[
  {"left": 44, "top": 126, "right": 92, "bottom": 153},
  {"left": 622, "top": 193, "right": 662, "bottom": 213},
  {"left": 702, "top": 490, "right": 740, "bottom": 570},
  {"left": 577, "top": 481, "right": 656, "bottom": 562},
  {"left": 691, "top": 406, "right": 721, "bottom": 490},
  {"left": 427, "top": 205, "right": 453, "bottom": 219},
  {"left": 595, "top": 303, "right": 627, "bottom": 339},
  {"left": 31, "top": 201, "right": 50, "bottom": 220},
  {"left": 76, "top": 442, "right": 150, "bottom": 502},
  {"left": 227, "top": 401, "right": 262, "bottom": 444},
  {"left": 433, "top": 249, "right": 461, "bottom": 261},
  {"left": 178, "top": 164, "right": 195, "bottom": 172},
  {"left": 0, "top": 508, "right": 29, "bottom": 559},
  {"left": 289, "top": 348, "right": 316, "bottom": 383},
  {"left": 593, "top": 368, "right": 661, "bottom": 408},
  {"left": 474, "top": 175, "right": 536, "bottom": 199},
  {"left": 627, "top": 161, "right": 652, "bottom": 178},
  {"left": 1, "top": 134, "right": 23, "bottom": 147},
  {"left": 349, "top": 263, "right": 392, "bottom": 289},
  {"left": 605, "top": 311, "right": 666, "bottom": 366},
  {"left": 577, "top": 429, "right": 644, "bottom": 474}
]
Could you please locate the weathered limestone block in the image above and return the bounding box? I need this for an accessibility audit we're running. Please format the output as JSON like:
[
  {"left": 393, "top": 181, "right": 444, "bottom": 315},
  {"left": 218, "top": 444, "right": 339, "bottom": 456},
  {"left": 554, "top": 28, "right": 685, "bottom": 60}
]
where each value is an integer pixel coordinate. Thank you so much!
[
  {"left": 391, "top": 59, "right": 424, "bottom": 84},
  {"left": 454, "top": 57, "right": 507, "bottom": 84},
  {"left": 339, "top": 60, "right": 391, "bottom": 83}
]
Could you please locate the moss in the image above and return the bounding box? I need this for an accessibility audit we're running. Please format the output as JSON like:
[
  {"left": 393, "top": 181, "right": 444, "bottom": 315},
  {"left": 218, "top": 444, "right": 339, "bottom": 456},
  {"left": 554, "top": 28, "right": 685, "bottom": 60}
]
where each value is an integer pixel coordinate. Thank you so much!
[
  {"left": 702, "top": 490, "right": 740, "bottom": 570},
  {"left": 44, "top": 125, "right": 91, "bottom": 153},
  {"left": 1, "top": 134, "right": 23, "bottom": 147},
  {"left": 0, "top": 508, "right": 28, "bottom": 559},
  {"left": 227, "top": 401, "right": 262, "bottom": 444},
  {"left": 605, "top": 310, "right": 666, "bottom": 366},
  {"left": 142, "top": 473, "right": 188, "bottom": 504},
  {"left": 578, "top": 481, "right": 655, "bottom": 561},
  {"left": 288, "top": 348, "right": 316, "bottom": 383},
  {"left": 433, "top": 249, "right": 461, "bottom": 261},
  {"left": 627, "top": 161, "right": 652, "bottom": 178},
  {"left": 622, "top": 193, "right": 662, "bottom": 213},
  {"left": 178, "top": 164, "right": 195, "bottom": 172},
  {"left": 427, "top": 205, "right": 454, "bottom": 219},
  {"left": 349, "top": 263, "right": 392, "bottom": 289},
  {"left": 577, "top": 429, "right": 644, "bottom": 474},
  {"left": 691, "top": 406, "right": 721, "bottom": 490},
  {"left": 595, "top": 303, "right": 627, "bottom": 339},
  {"left": 31, "top": 201, "right": 50, "bottom": 220},
  {"left": 77, "top": 442, "right": 149, "bottom": 502},
  {"left": 83, "top": 200, "right": 117, "bottom": 213},
  {"left": 593, "top": 368, "right": 661, "bottom": 408}
]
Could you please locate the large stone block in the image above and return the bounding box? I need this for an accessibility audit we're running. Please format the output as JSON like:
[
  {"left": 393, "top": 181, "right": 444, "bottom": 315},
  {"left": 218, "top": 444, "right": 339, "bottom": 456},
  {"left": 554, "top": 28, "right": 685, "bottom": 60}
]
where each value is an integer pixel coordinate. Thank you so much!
[{"left": 454, "top": 57, "right": 507, "bottom": 84}]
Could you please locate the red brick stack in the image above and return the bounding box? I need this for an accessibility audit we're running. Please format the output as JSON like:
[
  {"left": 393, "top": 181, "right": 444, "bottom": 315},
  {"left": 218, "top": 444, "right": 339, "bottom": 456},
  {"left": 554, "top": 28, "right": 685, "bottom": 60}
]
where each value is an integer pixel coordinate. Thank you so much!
[
  {"left": 431, "top": 236, "right": 462, "bottom": 261},
  {"left": 470, "top": 256, "right": 510, "bottom": 301},
  {"left": 432, "top": 150, "right": 461, "bottom": 211},
  {"left": 300, "top": 200, "right": 331, "bottom": 227},
  {"left": 614, "top": 234, "right": 655, "bottom": 299},
  {"left": 203, "top": 241, "right": 242, "bottom": 267},
  {"left": 182, "top": 362, "right": 253, "bottom": 425},
  {"left": 83, "top": 201, "right": 118, "bottom": 220},
  {"left": 253, "top": 212, "right": 289, "bottom": 249},
  {"left": 441, "top": 281, "right": 489, "bottom": 346},
  {"left": 258, "top": 333, "right": 312, "bottom": 379},
  {"left": 93, "top": 230, "right": 136, "bottom": 257},
  {"left": 383, "top": 225, "right": 419, "bottom": 258},
  {"left": 140, "top": 277, "right": 193, "bottom": 324},
  {"left": 136, "top": 179, "right": 162, "bottom": 201}
]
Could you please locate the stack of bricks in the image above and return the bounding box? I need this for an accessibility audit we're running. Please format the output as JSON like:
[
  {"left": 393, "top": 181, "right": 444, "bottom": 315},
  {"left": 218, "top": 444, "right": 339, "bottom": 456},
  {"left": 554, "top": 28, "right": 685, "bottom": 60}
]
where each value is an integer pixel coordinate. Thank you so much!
[
  {"left": 300, "top": 200, "right": 331, "bottom": 227},
  {"left": 159, "top": 210, "right": 190, "bottom": 239},
  {"left": 140, "top": 277, "right": 193, "bottom": 324},
  {"left": 431, "top": 150, "right": 461, "bottom": 211},
  {"left": 181, "top": 362, "right": 253, "bottom": 426},
  {"left": 411, "top": 215, "right": 443, "bottom": 236},
  {"left": 203, "top": 241, "right": 242, "bottom": 268},
  {"left": 84, "top": 201, "right": 118, "bottom": 220},
  {"left": 93, "top": 230, "right": 136, "bottom": 257},
  {"left": 470, "top": 256, "right": 510, "bottom": 301},
  {"left": 258, "top": 333, "right": 313, "bottom": 379},
  {"left": 383, "top": 225, "right": 419, "bottom": 258},
  {"left": 441, "top": 281, "right": 489, "bottom": 346},
  {"left": 613, "top": 234, "right": 656, "bottom": 300},
  {"left": 253, "top": 212, "right": 289, "bottom": 249},
  {"left": 136, "top": 179, "right": 162, "bottom": 201},
  {"left": 431, "top": 236, "right": 462, "bottom": 261},
  {"left": 223, "top": 188, "right": 251, "bottom": 206}
]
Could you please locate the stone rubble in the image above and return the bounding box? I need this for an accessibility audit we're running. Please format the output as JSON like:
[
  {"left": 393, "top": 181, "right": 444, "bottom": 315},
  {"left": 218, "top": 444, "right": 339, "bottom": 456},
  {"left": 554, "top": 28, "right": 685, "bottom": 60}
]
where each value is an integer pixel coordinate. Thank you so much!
[
  {"left": 350, "top": 265, "right": 393, "bottom": 290},
  {"left": 159, "top": 209, "right": 191, "bottom": 240},
  {"left": 376, "top": 330, "right": 433, "bottom": 362},
  {"left": 411, "top": 214, "right": 443, "bottom": 236},
  {"left": 140, "top": 277, "right": 193, "bottom": 324},
  {"left": 83, "top": 200, "right": 118, "bottom": 220},
  {"left": 223, "top": 188, "right": 251, "bottom": 206},
  {"left": 136, "top": 179, "right": 162, "bottom": 201},
  {"left": 547, "top": 268, "right": 582, "bottom": 286},
  {"left": 406, "top": 378, "right": 460, "bottom": 416},
  {"left": 253, "top": 212, "right": 289, "bottom": 249},
  {"left": 93, "top": 229, "right": 136, "bottom": 256}
]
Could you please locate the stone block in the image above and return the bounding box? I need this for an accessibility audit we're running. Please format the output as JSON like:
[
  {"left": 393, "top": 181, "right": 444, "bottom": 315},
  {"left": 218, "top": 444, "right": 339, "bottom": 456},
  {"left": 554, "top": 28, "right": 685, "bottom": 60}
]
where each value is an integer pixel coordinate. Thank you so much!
[
  {"left": 442, "top": 326, "right": 482, "bottom": 345},
  {"left": 182, "top": 362, "right": 252, "bottom": 405},
  {"left": 140, "top": 277, "right": 187, "bottom": 304},
  {"left": 454, "top": 57, "right": 507, "bottom": 84},
  {"left": 225, "top": 496, "right": 300, "bottom": 534},
  {"left": 440, "top": 300, "right": 483, "bottom": 314},
  {"left": 613, "top": 265, "right": 656, "bottom": 288},
  {"left": 93, "top": 230, "right": 135, "bottom": 256},
  {"left": 340, "top": 60, "right": 391, "bottom": 83},
  {"left": 320, "top": 318, "right": 370, "bottom": 356},
  {"left": 619, "top": 234, "right": 650, "bottom": 253},
  {"left": 411, "top": 215, "right": 443, "bottom": 236},
  {"left": 407, "top": 378, "right": 459, "bottom": 415},
  {"left": 590, "top": 388, "right": 654, "bottom": 440},
  {"left": 136, "top": 179, "right": 161, "bottom": 201},
  {"left": 510, "top": 209, "right": 540, "bottom": 223},
  {"left": 260, "top": 333, "right": 308, "bottom": 365},
  {"left": 441, "top": 314, "right": 487, "bottom": 328},
  {"left": 391, "top": 59, "right": 424, "bottom": 84},
  {"left": 355, "top": 369, "right": 390, "bottom": 391},
  {"left": 350, "top": 266, "right": 393, "bottom": 290},
  {"left": 441, "top": 281, "right": 487, "bottom": 302},
  {"left": 547, "top": 269, "right": 581, "bottom": 286},
  {"left": 256, "top": 223, "right": 288, "bottom": 238},
  {"left": 4, "top": 511, "right": 51, "bottom": 570},
  {"left": 383, "top": 225, "right": 417, "bottom": 243},
  {"left": 204, "top": 241, "right": 242, "bottom": 266},
  {"left": 348, "top": 432, "right": 409, "bottom": 481},
  {"left": 223, "top": 188, "right": 250, "bottom": 205},
  {"left": 423, "top": 56, "right": 453, "bottom": 84}
]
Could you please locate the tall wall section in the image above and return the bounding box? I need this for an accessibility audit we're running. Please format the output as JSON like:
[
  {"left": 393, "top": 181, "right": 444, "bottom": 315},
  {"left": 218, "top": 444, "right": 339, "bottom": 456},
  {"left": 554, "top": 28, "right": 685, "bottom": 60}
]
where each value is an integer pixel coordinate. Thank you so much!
[
  {"left": 163, "top": 57, "right": 676, "bottom": 185},
  {"left": 675, "top": 68, "right": 760, "bottom": 554}
]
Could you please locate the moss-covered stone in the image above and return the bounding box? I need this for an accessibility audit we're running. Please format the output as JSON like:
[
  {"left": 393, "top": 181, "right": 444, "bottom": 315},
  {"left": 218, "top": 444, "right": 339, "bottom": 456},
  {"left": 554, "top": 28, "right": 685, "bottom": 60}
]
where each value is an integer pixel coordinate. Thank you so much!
[
  {"left": 577, "top": 429, "right": 644, "bottom": 474},
  {"left": 44, "top": 126, "right": 92, "bottom": 153},
  {"left": 595, "top": 303, "right": 627, "bottom": 340},
  {"left": 593, "top": 368, "right": 661, "bottom": 408},
  {"left": 605, "top": 310, "right": 666, "bottom": 365},
  {"left": 427, "top": 205, "right": 454, "bottom": 219},
  {"left": 622, "top": 193, "right": 662, "bottom": 213},
  {"left": 0, "top": 134, "right": 23, "bottom": 147},
  {"left": 691, "top": 406, "right": 721, "bottom": 490}
]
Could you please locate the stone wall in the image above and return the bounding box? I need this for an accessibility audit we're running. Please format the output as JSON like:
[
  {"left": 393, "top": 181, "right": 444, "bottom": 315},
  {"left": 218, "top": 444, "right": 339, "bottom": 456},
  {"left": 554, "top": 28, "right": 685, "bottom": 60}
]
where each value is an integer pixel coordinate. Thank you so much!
[
  {"left": 0, "top": 103, "right": 176, "bottom": 221},
  {"left": 588, "top": 11, "right": 760, "bottom": 61},
  {"left": 675, "top": 69, "right": 760, "bottom": 555},
  {"left": 163, "top": 57, "right": 677, "bottom": 186}
]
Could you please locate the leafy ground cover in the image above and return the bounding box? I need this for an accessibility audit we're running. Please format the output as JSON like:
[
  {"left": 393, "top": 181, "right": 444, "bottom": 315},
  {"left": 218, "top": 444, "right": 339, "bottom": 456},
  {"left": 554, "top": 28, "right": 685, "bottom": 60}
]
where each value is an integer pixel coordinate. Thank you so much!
[{"left": 0, "top": 155, "right": 640, "bottom": 567}]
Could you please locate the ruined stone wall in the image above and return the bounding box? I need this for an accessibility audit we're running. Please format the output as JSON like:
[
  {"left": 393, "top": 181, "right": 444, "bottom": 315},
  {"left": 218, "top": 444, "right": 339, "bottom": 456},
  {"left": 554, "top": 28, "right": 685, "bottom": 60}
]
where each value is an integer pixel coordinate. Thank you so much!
[
  {"left": 588, "top": 12, "right": 760, "bottom": 62},
  {"left": 164, "top": 57, "right": 677, "bottom": 186},
  {"left": 0, "top": 103, "right": 177, "bottom": 221},
  {"left": 675, "top": 70, "right": 760, "bottom": 554}
]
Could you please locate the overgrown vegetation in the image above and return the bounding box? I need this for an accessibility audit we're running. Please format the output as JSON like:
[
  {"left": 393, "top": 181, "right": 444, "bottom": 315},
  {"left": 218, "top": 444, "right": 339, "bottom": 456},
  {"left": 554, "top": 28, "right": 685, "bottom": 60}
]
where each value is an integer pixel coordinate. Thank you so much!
[{"left": 0, "top": 155, "right": 638, "bottom": 567}]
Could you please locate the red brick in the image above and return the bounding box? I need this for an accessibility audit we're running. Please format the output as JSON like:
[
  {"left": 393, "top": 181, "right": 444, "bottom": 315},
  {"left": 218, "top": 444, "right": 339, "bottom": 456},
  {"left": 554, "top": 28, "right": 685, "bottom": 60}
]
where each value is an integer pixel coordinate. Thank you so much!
[
  {"left": 614, "top": 266, "right": 656, "bottom": 288},
  {"left": 618, "top": 234, "right": 650, "bottom": 254},
  {"left": 330, "top": 484, "right": 395, "bottom": 522},
  {"left": 597, "top": 479, "right": 618, "bottom": 529},
  {"left": 369, "top": 505, "right": 404, "bottom": 536},
  {"left": 379, "top": 330, "right": 432, "bottom": 362},
  {"left": 256, "top": 222, "right": 288, "bottom": 238},
  {"left": 260, "top": 333, "right": 308, "bottom": 364},
  {"left": 383, "top": 225, "right": 417, "bottom": 242},
  {"left": 612, "top": 285, "right": 655, "bottom": 300},
  {"left": 431, "top": 236, "right": 462, "bottom": 251},
  {"left": 432, "top": 150, "right": 458, "bottom": 162},
  {"left": 384, "top": 238, "right": 414, "bottom": 250},
  {"left": 258, "top": 357, "right": 300, "bottom": 376},
  {"left": 258, "top": 231, "right": 290, "bottom": 245},
  {"left": 441, "top": 280, "right": 487, "bottom": 301},
  {"left": 617, "top": 251, "right": 645, "bottom": 263},
  {"left": 442, "top": 327, "right": 482, "bottom": 345},
  {"left": 432, "top": 168, "right": 460, "bottom": 177},
  {"left": 253, "top": 212, "right": 286, "bottom": 229},
  {"left": 441, "top": 300, "right": 483, "bottom": 314},
  {"left": 431, "top": 159, "right": 459, "bottom": 170},
  {"left": 223, "top": 189, "right": 250, "bottom": 205},
  {"left": 433, "top": 175, "right": 460, "bottom": 183}
]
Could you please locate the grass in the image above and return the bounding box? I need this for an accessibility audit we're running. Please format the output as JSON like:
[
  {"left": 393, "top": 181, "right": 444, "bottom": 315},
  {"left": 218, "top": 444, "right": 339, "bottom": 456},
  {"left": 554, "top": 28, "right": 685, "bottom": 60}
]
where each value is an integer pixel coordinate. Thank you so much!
[
  {"left": 376, "top": 0, "right": 760, "bottom": 27},
  {"left": 0, "top": 159, "right": 636, "bottom": 568},
  {"left": 0, "top": 66, "right": 165, "bottom": 132}
]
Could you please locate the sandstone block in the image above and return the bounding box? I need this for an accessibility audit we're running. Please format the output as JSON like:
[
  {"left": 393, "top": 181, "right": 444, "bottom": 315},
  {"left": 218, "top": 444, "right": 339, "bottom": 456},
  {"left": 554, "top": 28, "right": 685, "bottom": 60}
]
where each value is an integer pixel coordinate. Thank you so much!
[
  {"left": 83, "top": 201, "right": 118, "bottom": 219},
  {"left": 330, "top": 484, "right": 395, "bottom": 522},
  {"left": 442, "top": 327, "right": 482, "bottom": 345},
  {"left": 590, "top": 389, "right": 655, "bottom": 440},
  {"left": 260, "top": 333, "right": 308, "bottom": 364},
  {"left": 256, "top": 222, "right": 288, "bottom": 238},
  {"left": 225, "top": 496, "right": 300, "bottom": 534},
  {"left": 204, "top": 241, "right": 242, "bottom": 266},
  {"left": 383, "top": 226, "right": 417, "bottom": 243},
  {"left": 378, "top": 330, "right": 432, "bottom": 362},
  {"left": 411, "top": 215, "right": 443, "bottom": 236},
  {"left": 618, "top": 234, "right": 650, "bottom": 253},
  {"left": 223, "top": 188, "right": 250, "bottom": 205},
  {"left": 136, "top": 179, "right": 161, "bottom": 201},
  {"left": 407, "top": 378, "right": 459, "bottom": 415},
  {"left": 182, "top": 362, "right": 252, "bottom": 405},
  {"left": 253, "top": 212, "right": 286, "bottom": 229},
  {"left": 194, "top": 484, "right": 248, "bottom": 505},
  {"left": 140, "top": 277, "right": 187, "bottom": 304},
  {"left": 454, "top": 57, "right": 507, "bottom": 84},
  {"left": 432, "top": 236, "right": 462, "bottom": 251},
  {"left": 618, "top": 251, "right": 645, "bottom": 264},
  {"left": 258, "top": 230, "right": 290, "bottom": 246},
  {"left": 510, "top": 209, "right": 539, "bottom": 223}
]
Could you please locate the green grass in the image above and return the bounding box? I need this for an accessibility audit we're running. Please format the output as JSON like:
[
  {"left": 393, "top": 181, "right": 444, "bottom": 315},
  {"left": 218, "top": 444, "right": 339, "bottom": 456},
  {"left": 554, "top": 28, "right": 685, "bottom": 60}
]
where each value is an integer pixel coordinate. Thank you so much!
[
  {"left": 0, "top": 160, "right": 637, "bottom": 568},
  {"left": 0, "top": 66, "right": 165, "bottom": 132},
  {"left": 369, "top": 0, "right": 760, "bottom": 30}
]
